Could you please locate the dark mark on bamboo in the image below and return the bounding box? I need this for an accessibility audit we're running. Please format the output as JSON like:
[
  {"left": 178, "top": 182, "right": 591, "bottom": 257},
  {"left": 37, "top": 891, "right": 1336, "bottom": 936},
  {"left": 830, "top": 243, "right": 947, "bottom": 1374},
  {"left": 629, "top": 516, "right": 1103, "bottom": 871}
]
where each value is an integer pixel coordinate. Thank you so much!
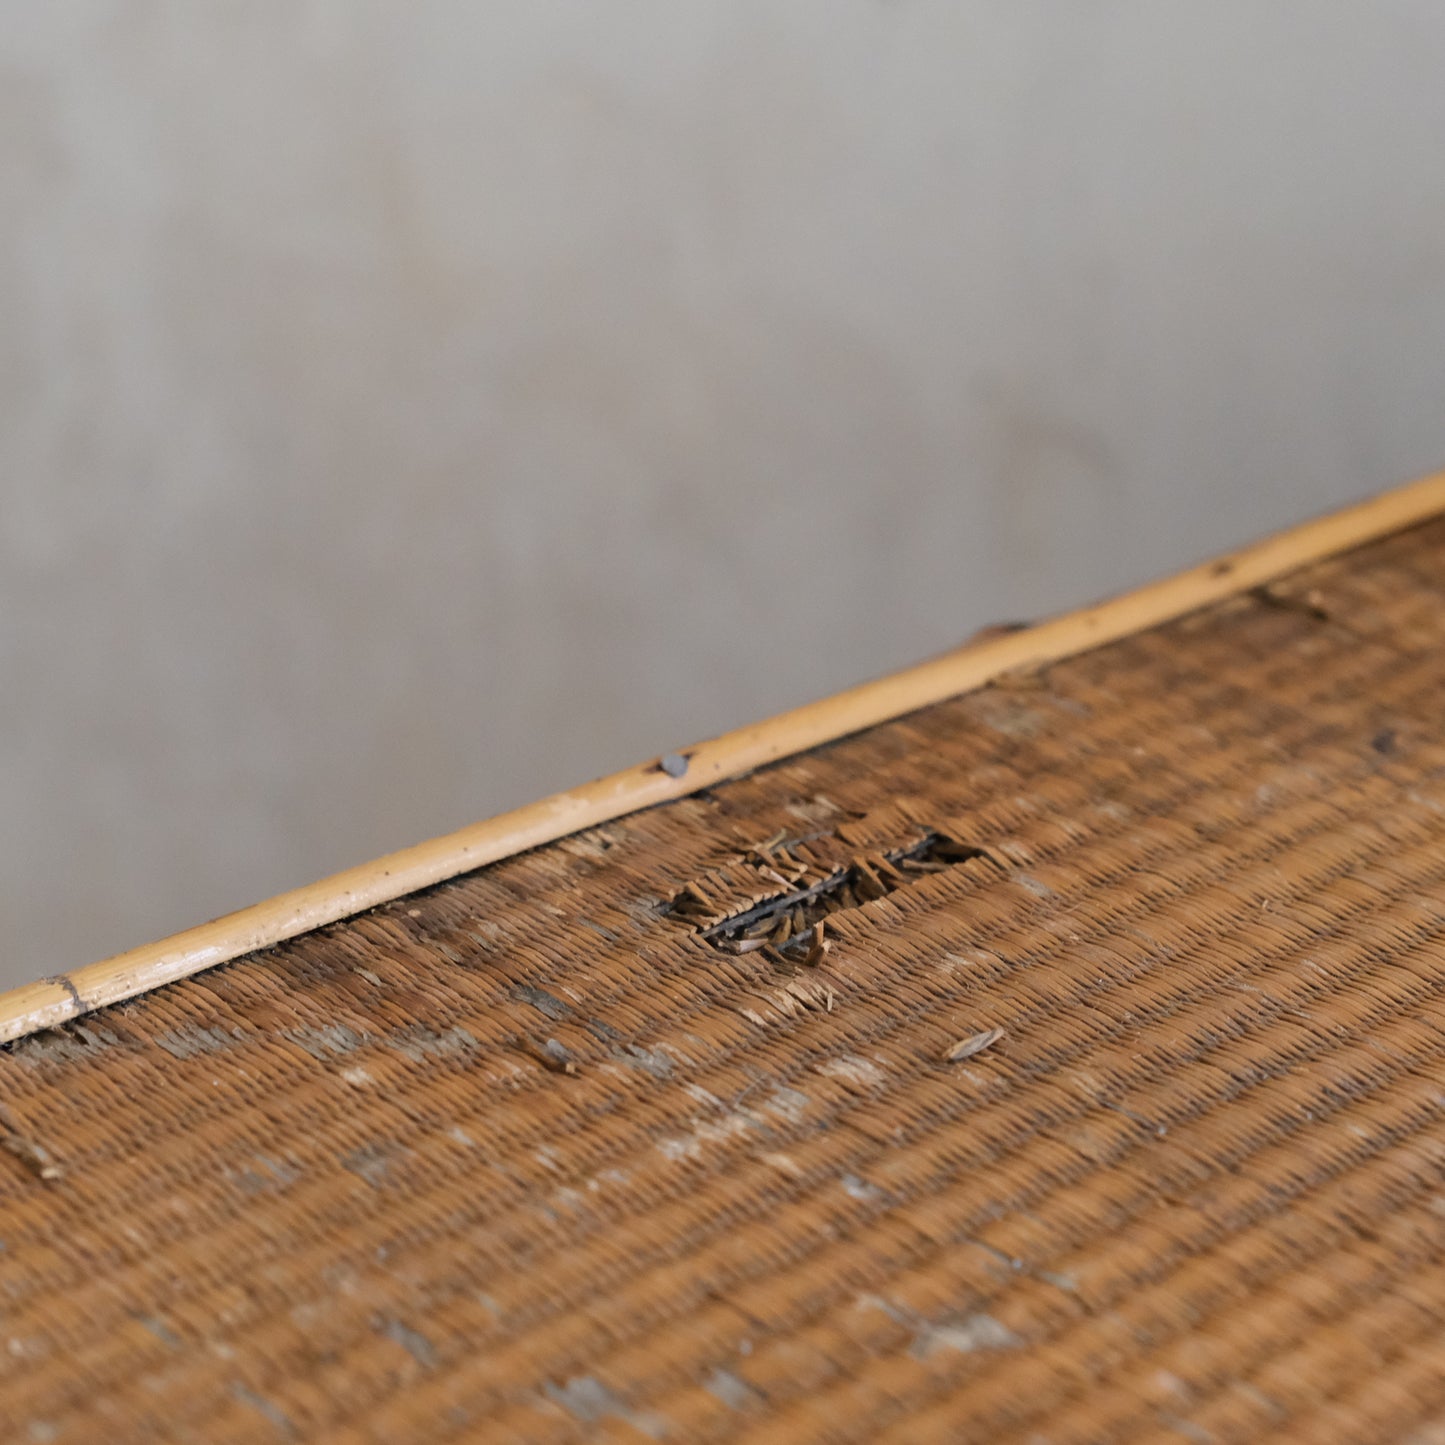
[
  {"left": 45, "top": 974, "right": 85, "bottom": 1013},
  {"left": 966, "top": 620, "right": 1031, "bottom": 645}
]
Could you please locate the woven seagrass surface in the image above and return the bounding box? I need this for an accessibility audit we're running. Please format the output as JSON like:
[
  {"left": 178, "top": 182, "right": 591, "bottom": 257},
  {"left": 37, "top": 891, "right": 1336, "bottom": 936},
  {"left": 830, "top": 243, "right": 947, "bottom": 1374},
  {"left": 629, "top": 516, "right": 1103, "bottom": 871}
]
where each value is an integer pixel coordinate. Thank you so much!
[{"left": 5, "top": 519, "right": 1445, "bottom": 1445}]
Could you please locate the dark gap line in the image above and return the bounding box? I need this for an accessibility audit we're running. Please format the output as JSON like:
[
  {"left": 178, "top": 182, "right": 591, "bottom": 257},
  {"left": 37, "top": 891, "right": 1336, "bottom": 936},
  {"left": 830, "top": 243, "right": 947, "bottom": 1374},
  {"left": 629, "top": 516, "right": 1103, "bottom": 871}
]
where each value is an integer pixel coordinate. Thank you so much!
[{"left": 675, "top": 833, "right": 998, "bottom": 958}]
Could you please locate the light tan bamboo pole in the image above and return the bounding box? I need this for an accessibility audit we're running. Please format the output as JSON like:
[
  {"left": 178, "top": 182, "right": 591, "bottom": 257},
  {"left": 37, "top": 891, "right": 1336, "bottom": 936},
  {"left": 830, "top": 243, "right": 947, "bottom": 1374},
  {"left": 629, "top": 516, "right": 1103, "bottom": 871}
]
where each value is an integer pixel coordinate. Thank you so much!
[{"left": 4, "top": 472, "right": 1444, "bottom": 1046}]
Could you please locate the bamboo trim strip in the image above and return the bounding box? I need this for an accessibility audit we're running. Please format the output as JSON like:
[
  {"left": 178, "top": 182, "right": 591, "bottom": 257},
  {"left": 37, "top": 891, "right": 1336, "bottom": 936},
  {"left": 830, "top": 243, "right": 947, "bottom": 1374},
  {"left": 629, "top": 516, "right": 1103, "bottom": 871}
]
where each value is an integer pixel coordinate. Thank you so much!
[{"left": 4, "top": 473, "right": 1444, "bottom": 1046}]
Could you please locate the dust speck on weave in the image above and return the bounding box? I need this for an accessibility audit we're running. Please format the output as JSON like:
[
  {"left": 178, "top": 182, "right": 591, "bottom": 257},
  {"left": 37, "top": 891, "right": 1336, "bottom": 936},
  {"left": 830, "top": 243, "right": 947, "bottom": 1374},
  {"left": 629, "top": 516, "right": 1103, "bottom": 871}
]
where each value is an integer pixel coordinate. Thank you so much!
[
  {"left": 705, "top": 1367, "right": 765, "bottom": 1411},
  {"left": 341, "top": 1142, "right": 400, "bottom": 1189},
  {"left": 840, "top": 1173, "right": 890, "bottom": 1204},
  {"left": 154, "top": 1025, "right": 244, "bottom": 1060},
  {"left": 815, "top": 1055, "right": 885, "bottom": 1090},
  {"left": 230, "top": 1382, "right": 297, "bottom": 1440},
  {"left": 387, "top": 1026, "right": 477, "bottom": 1063},
  {"left": 758, "top": 1087, "right": 810, "bottom": 1126},
  {"left": 617, "top": 1044, "right": 676, "bottom": 1078},
  {"left": 374, "top": 1315, "right": 439, "bottom": 1370},
  {"left": 132, "top": 1313, "right": 183, "bottom": 1350},
  {"left": 287, "top": 1023, "right": 368, "bottom": 1059},
  {"left": 856, "top": 1294, "right": 1022, "bottom": 1359},
  {"left": 544, "top": 1375, "right": 670, "bottom": 1439},
  {"left": 656, "top": 1087, "right": 811, "bottom": 1164},
  {"left": 15, "top": 1023, "right": 119, "bottom": 1068},
  {"left": 658, "top": 1112, "right": 754, "bottom": 1163},
  {"left": 511, "top": 984, "right": 572, "bottom": 1020}
]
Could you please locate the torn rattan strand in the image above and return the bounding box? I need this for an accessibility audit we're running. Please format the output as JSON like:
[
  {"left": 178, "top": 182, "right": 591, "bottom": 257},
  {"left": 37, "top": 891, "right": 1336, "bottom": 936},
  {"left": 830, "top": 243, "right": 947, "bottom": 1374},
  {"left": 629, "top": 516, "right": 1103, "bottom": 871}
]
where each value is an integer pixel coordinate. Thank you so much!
[{"left": 1, "top": 470, "right": 1443, "bottom": 1046}]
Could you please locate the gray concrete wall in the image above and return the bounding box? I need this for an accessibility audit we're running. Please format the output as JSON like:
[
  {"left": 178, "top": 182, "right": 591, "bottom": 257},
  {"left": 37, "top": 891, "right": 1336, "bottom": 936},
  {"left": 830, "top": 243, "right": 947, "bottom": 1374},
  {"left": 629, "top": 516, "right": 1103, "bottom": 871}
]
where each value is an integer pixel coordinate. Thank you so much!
[{"left": 4, "top": 2, "right": 1445, "bottom": 986}]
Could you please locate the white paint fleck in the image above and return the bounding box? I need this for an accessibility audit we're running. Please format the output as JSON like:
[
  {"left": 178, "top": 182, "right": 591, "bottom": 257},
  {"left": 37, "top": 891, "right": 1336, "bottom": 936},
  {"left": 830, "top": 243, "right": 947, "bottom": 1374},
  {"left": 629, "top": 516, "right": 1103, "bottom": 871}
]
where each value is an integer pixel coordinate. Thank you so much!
[
  {"left": 154, "top": 1025, "right": 243, "bottom": 1059},
  {"left": 657, "top": 1112, "right": 753, "bottom": 1163},
  {"left": 921, "top": 1314, "right": 1022, "bottom": 1357},
  {"left": 854, "top": 1295, "right": 1021, "bottom": 1358},
  {"left": 389, "top": 1026, "right": 478, "bottom": 1063},
  {"left": 759, "top": 1152, "right": 805, "bottom": 1179},
  {"left": 816, "top": 1055, "right": 885, "bottom": 1089},
  {"left": 705, "top": 1368, "right": 763, "bottom": 1411},
  {"left": 760, "top": 1087, "right": 810, "bottom": 1126},
  {"left": 840, "top": 1173, "right": 888, "bottom": 1204},
  {"left": 1014, "top": 873, "right": 1055, "bottom": 898}
]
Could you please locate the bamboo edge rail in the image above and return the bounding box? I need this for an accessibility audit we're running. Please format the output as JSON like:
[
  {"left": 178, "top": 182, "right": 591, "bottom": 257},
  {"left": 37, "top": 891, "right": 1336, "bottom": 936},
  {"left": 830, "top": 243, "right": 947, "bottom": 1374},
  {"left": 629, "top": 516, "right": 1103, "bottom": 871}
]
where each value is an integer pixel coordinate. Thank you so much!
[{"left": 5, "top": 473, "right": 1445, "bottom": 1046}]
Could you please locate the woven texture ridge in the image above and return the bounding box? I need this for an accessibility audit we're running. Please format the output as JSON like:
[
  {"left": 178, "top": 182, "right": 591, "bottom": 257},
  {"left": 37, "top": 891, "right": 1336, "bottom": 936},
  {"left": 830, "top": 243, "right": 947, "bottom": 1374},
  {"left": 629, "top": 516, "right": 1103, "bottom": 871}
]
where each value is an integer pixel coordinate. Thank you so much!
[{"left": 5, "top": 518, "right": 1445, "bottom": 1444}]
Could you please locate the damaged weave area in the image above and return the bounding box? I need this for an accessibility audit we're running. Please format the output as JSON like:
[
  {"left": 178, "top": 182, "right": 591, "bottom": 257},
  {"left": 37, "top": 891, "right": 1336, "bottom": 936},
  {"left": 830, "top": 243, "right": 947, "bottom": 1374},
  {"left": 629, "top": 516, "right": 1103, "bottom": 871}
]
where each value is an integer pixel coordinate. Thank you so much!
[
  {"left": 673, "top": 830, "right": 1001, "bottom": 963},
  {"left": 5, "top": 518, "right": 1445, "bottom": 1443}
]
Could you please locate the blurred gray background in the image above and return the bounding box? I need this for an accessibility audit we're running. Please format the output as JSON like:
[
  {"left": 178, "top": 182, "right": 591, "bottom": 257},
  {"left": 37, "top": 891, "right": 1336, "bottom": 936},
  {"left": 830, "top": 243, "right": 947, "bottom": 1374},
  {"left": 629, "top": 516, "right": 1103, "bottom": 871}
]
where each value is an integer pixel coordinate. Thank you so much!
[{"left": 4, "top": 2, "right": 1445, "bottom": 988}]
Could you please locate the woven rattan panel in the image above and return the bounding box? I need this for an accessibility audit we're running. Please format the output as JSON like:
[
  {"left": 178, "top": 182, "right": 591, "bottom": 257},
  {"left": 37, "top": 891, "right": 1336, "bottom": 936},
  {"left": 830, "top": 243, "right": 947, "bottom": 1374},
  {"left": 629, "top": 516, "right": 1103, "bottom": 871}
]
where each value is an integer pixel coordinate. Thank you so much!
[{"left": 6, "top": 519, "right": 1445, "bottom": 1444}]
